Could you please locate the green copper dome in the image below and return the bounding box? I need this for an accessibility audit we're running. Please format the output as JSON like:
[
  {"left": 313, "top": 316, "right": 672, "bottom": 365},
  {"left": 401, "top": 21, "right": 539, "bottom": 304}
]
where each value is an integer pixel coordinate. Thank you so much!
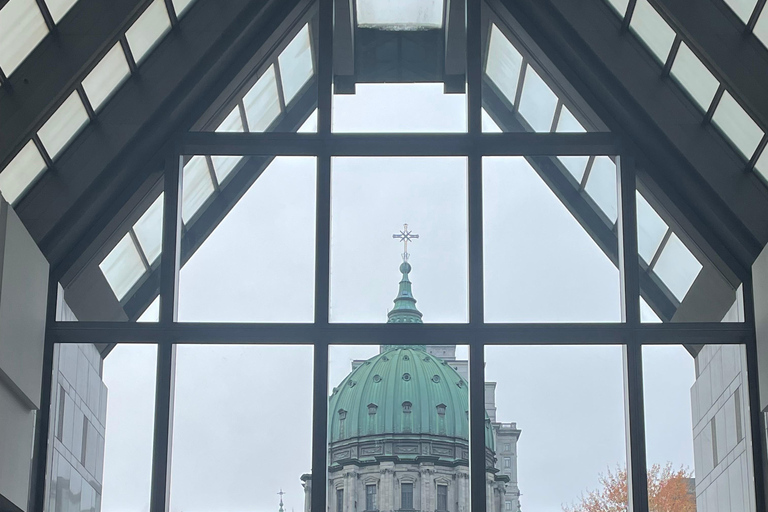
[{"left": 328, "top": 347, "right": 495, "bottom": 451}]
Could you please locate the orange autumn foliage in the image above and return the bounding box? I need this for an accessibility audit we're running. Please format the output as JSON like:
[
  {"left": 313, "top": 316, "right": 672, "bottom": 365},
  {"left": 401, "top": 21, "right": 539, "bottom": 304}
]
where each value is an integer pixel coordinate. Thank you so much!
[{"left": 563, "top": 463, "right": 695, "bottom": 512}]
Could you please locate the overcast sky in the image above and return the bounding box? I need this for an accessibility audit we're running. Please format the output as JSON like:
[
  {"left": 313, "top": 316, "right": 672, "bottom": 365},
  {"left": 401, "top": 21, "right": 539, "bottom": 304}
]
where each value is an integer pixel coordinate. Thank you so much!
[{"left": 99, "top": 84, "right": 696, "bottom": 512}]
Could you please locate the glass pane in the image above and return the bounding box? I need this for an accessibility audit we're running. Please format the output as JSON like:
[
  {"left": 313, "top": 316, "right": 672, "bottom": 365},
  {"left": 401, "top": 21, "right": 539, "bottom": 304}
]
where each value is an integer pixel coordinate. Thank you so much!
[
  {"left": 556, "top": 106, "right": 586, "bottom": 133},
  {"left": 755, "top": 8, "right": 768, "bottom": 48},
  {"left": 216, "top": 106, "right": 244, "bottom": 133},
  {"left": 670, "top": 42, "right": 719, "bottom": 112},
  {"left": 755, "top": 147, "right": 768, "bottom": 182},
  {"left": 356, "top": 0, "right": 444, "bottom": 29},
  {"left": 278, "top": 24, "right": 314, "bottom": 106},
  {"left": 170, "top": 345, "right": 312, "bottom": 511},
  {"left": 136, "top": 295, "right": 159, "bottom": 322},
  {"left": 125, "top": 0, "right": 171, "bottom": 65},
  {"left": 712, "top": 91, "right": 764, "bottom": 160},
  {"left": 723, "top": 0, "right": 756, "bottom": 23},
  {"left": 484, "top": 157, "right": 621, "bottom": 322},
  {"left": 584, "top": 156, "right": 618, "bottom": 223},
  {"left": 0, "top": 0, "right": 48, "bottom": 75},
  {"left": 329, "top": 344, "right": 470, "bottom": 512},
  {"left": 641, "top": 296, "right": 662, "bottom": 322},
  {"left": 82, "top": 43, "right": 131, "bottom": 111},
  {"left": 636, "top": 191, "right": 668, "bottom": 264},
  {"left": 644, "top": 345, "right": 755, "bottom": 512},
  {"left": 486, "top": 345, "right": 626, "bottom": 512},
  {"left": 37, "top": 91, "right": 90, "bottom": 160},
  {"left": 181, "top": 155, "right": 215, "bottom": 225},
  {"left": 558, "top": 155, "right": 590, "bottom": 182},
  {"left": 210, "top": 155, "right": 243, "bottom": 184},
  {"left": 132, "top": 193, "right": 163, "bottom": 265},
  {"left": 605, "top": 0, "right": 629, "bottom": 16},
  {"left": 652, "top": 233, "right": 702, "bottom": 302},
  {"left": 171, "top": 0, "right": 195, "bottom": 17},
  {"left": 45, "top": 0, "right": 77, "bottom": 23},
  {"left": 178, "top": 156, "right": 316, "bottom": 322},
  {"left": 243, "top": 65, "right": 282, "bottom": 132},
  {"left": 333, "top": 83, "right": 466, "bottom": 133},
  {"left": 517, "top": 66, "right": 558, "bottom": 132},
  {"left": 330, "top": 157, "right": 468, "bottom": 322},
  {"left": 486, "top": 24, "right": 523, "bottom": 108},
  {"left": 99, "top": 233, "right": 147, "bottom": 301},
  {"left": 46, "top": 343, "right": 157, "bottom": 512},
  {"left": 482, "top": 109, "right": 503, "bottom": 133},
  {"left": 0, "top": 139, "right": 47, "bottom": 204},
  {"left": 629, "top": 0, "right": 675, "bottom": 64}
]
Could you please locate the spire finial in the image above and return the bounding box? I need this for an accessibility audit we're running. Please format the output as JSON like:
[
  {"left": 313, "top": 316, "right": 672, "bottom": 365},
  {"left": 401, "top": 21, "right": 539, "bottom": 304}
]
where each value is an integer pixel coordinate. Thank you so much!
[
  {"left": 278, "top": 489, "right": 286, "bottom": 512},
  {"left": 392, "top": 223, "right": 419, "bottom": 261}
]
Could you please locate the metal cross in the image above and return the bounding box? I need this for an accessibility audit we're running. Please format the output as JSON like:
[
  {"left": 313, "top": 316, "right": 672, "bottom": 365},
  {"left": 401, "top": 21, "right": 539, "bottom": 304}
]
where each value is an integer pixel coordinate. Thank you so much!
[
  {"left": 392, "top": 223, "right": 419, "bottom": 260},
  {"left": 278, "top": 489, "right": 286, "bottom": 502}
]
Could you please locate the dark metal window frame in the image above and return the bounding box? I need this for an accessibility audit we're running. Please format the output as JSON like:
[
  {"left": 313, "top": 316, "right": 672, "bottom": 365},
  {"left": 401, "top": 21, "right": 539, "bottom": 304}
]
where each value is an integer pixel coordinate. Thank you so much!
[{"left": 34, "top": 2, "right": 766, "bottom": 512}]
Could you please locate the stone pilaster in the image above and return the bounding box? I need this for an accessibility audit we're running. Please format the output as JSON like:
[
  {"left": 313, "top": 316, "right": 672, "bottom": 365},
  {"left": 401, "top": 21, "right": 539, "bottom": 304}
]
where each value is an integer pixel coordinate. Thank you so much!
[
  {"left": 380, "top": 463, "right": 395, "bottom": 512},
  {"left": 419, "top": 465, "right": 434, "bottom": 512}
]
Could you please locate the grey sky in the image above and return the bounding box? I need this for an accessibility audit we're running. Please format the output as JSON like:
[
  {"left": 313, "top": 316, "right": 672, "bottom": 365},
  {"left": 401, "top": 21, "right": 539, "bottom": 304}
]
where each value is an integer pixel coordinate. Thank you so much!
[{"left": 98, "top": 83, "right": 697, "bottom": 512}]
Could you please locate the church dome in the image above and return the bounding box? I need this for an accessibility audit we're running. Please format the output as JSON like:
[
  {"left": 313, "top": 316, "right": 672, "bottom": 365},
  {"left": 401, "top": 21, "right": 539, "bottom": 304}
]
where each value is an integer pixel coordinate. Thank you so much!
[{"left": 328, "top": 346, "right": 495, "bottom": 450}]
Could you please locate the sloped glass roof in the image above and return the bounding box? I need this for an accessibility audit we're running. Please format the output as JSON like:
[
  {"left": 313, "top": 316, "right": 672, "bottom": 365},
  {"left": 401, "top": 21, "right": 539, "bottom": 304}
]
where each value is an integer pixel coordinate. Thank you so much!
[
  {"left": 629, "top": 0, "right": 675, "bottom": 64},
  {"left": 125, "top": 0, "right": 172, "bottom": 65},
  {"left": 278, "top": 24, "right": 314, "bottom": 105},
  {"left": 0, "top": 0, "right": 49, "bottom": 76},
  {"left": 0, "top": 140, "right": 46, "bottom": 205},
  {"left": 37, "top": 91, "right": 90, "bottom": 160},
  {"left": 82, "top": 43, "right": 131, "bottom": 112},
  {"left": 669, "top": 42, "right": 719, "bottom": 112},
  {"left": 356, "top": 0, "right": 444, "bottom": 29}
]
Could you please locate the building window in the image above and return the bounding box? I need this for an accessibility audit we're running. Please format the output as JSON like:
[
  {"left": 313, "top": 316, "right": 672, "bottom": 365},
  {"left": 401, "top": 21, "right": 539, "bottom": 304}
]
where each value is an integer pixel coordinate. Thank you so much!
[
  {"left": 401, "top": 482, "right": 414, "bottom": 510},
  {"left": 337, "top": 488, "right": 344, "bottom": 512},
  {"left": 56, "top": 385, "right": 66, "bottom": 442},
  {"left": 366, "top": 484, "right": 377, "bottom": 511},
  {"left": 80, "top": 415, "right": 88, "bottom": 466},
  {"left": 402, "top": 401, "right": 412, "bottom": 413},
  {"left": 505, "top": 500, "right": 513, "bottom": 511},
  {"left": 503, "top": 457, "right": 511, "bottom": 468},
  {"left": 503, "top": 443, "right": 511, "bottom": 452},
  {"left": 735, "top": 387, "right": 744, "bottom": 443},
  {"left": 437, "top": 484, "right": 448, "bottom": 512}
]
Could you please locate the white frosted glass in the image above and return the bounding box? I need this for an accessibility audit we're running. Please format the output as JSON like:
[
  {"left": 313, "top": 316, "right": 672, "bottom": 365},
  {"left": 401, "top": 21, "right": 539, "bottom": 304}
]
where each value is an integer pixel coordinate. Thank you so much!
[
  {"left": 629, "top": 0, "right": 675, "bottom": 64},
  {"left": 172, "top": 0, "right": 195, "bottom": 17},
  {"left": 243, "top": 65, "right": 281, "bottom": 132},
  {"left": 486, "top": 24, "right": 523, "bottom": 107},
  {"left": 712, "top": 91, "right": 764, "bottom": 160},
  {"left": 556, "top": 106, "right": 586, "bottom": 133},
  {"left": 755, "top": 8, "right": 768, "bottom": 48},
  {"left": 636, "top": 192, "right": 668, "bottom": 264},
  {"left": 723, "top": 0, "right": 756, "bottom": 23},
  {"left": 518, "top": 66, "right": 558, "bottom": 132},
  {"left": 653, "top": 233, "right": 702, "bottom": 302},
  {"left": 670, "top": 42, "right": 719, "bottom": 112},
  {"left": 605, "top": 0, "right": 629, "bottom": 16},
  {"left": 558, "top": 156, "right": 589, "bottom": 182},
  {"left": 82, "top": 43, "right": 131, "bottom": 111},
  {"left": 356, "top": 0, "right": 443, "bottom": 29},
  {"left": 37, "top": 91, "right": 89, "bottom": 159},
  {"left": 755, "top": 147, "right": 768, "bottom": 182},
  {"left": 132, "top": 194, "right": 164, "bottom": 264},
  {"left": 278, "top": 24, "right": 313, "bottom": 105},
  {"left": 482, "top": 109, "right": 502, "bottom": 133},
  {"left": 584, "top": 156, "right": 618, "bottom": 223},
  {"left": 125, "top": 0, "right": 171, "bottom": 65},
  {"left": 99, "top": 234, "right": 147, "bottom": 301},
  {"left": 45, "top": 0, "right": 77, "bottom": 23},
  {"left": 211, "top": 156, "right": 242, "bottom": 183},
  {"left": 216, "top": 106, "right": 244, "bottom": 132},
  {"left": 181, "top": 156, "right": 214, "bottom": 224},
  {"left": 0, "top": 0, "right": 48, "bottom": 75},
  {"left": 0, "top": 140, "right": 47, "bottom": 204}
]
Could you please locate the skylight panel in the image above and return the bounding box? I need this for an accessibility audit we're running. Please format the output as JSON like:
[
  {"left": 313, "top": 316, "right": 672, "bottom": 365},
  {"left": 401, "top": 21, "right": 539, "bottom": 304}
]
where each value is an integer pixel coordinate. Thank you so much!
[
  {"left": 556, "top": 106, "right": 586, "bottom": 133},
  {"left": 640, "top": 296, "right": 662, "bottom": 323},
  {"left": 210, "top": 156, "right": 242, "bottom": 184},
  {"left": 216, "top": 106, "right": 244, "bottom": 132},
  {"left": 37, "top": 91, "right": 89, "bottom": 160},
  {"left": 482, "top": 109, "right": 502, "bottom": 133},
  {"left": 754, "top": 9, "right": 768, "bottom": 51},
  {"left": 558, "top": 156, "right": 589, "bottom": 182},
  {"left": 172, "top": 0, "right": 196, "bottom": 17},
  {"left": 636, "top": 192, "right": 668, "bottom": 264},
  {"left": 99, "top": 233, "right": 147, "bottom": 301},
  {"left": 242, "top": 65, "right": 281, "bottom": 132},
  {"left": 518, "top": 66, "right": 558, "bottom": 132},
  {"left": 0, "top": 0, "right": 49, "bottom": 75},
  {"left": 278, "top": 24, "right": 314, "bottom": 106},
  {"left": 132, "top": 194, "right": 164, "bottom": 265},
  {"left": 82, "top": 43, "right": 131, "bottom": 112},
  {"left": 755, "top": 148, "right": 768, "bottom": 181},
  {"left": 356, "top": 0, "right": 443, "bottom": 29},
  {"left": 712, "top": 91, "right": 764, "bottom": 160},
  {"left": 652, "top": 233, "right": 702, "bottom": 302},
  {"left": 0, "top": 140, "right": 47, "bottom": 204},
  {"left": 486, "top": 24, "right": 523, "bottom": 107},
  {"left": 669, "top": 42, "right": 719, "bottom": 112},
  {"left": 45, "top": 0, "right": 78, "bottom": 23},
  {"left": 584, "top": 156, "right": 618, "bottom": 223},
  {"left": 629, "top": 0, "right": 675, "bottom": 64},
  {"left": 181, "top": 156, "right": 215, "bottom": 224},
  {"left": 125, "top": 0, "right": 171, "bottom": 65},
  {"left": 723, "top": 0, "right": 756, "bottom": 24},
  {"left": 605, "top": 0, "right": 629, "bottom": 16},
  {"left": 298, "top": 109, "right": 318, "bottom": 133},
  {"left": 137, "top": 295, "right": 160, "bottom": 322}
]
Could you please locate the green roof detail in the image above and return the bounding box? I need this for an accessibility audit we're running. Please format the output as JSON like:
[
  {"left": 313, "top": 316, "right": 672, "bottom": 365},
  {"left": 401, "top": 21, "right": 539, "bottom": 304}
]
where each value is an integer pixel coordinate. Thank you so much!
[{"left": 387, "top": 261, "right": 423, "bottom": 324}]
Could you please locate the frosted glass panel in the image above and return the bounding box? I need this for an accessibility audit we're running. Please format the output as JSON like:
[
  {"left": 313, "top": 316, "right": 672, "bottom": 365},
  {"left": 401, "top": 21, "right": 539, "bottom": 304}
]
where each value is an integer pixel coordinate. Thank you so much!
[
  {"left": 133, "top": 194, "right": 164, "bottom": 265},
  {"left": 125, "top": 0, "right": 171, "bottom": 65},
  {"left": 82, "top": 43, "right": 131, "bottom": 111},
  {"left": 100, "top": 234, "right": 147, "bottom": 301},
  {"left": 584, "top": 156, "right": 618, "bottom": 223},
  {"left": 37, "top": 91, "right": 90, "bottom": 159},
  {"left": 0, "top": 0, "right": 48, "bottom": 75},
  {"left": 211, "top": 156, "right": 242, "bottom": 183},
  {"left": 45, "top": 0, "right": 78, "bottom": 23},
  {"left": 723, "top": 0, "right": 756, "bottom": 23},
  {"left": 356, "top": 0, "right": 443, "bottom": 29},
  {"left": 556, "top": 107, "right": 586, "bottom": 133},
  {"left": 518, "top": 66, "right": 558, "bottom": 132},
  {"left": 636, "top": 192, "right": 668, "bottom": 264},
  {"left": 629, "top": 0, "right": 675, "bottom": 63},
  {"left": 216, "top": 107, "right": 244, "bottom": 133},
  {"left": 278, "top": 24, "right": 313, "bottom": 105},
  {"left": 670, "top": 43, "right": 719, "bottom": 112},
  {"left": 605, "top": 0, "right": 629, "bottom": 16},
  {"left": 482, "top": 109, "right": 502, "bottom": 133},
  {"left": 559, "top": 156, "right": 589, "bottom": 182},
  {"left": 181, "top": 156, "right": 215, "bottom": 224},
  {"left": 0, "top": 140, "right": 47, "bottom": 204},
  {"left": 755, "top": 148, "right": 768, "bottom": 182},
  {"left": 172, "top": 0, "right": 196, "bottom": 17},
  {"left": 653, "top": 233, "right": 702, "bottom": 302},
  {"left": 486, "top": 24, "right": 523, "bottom": 107},
  {"left": 712, "top": 91, "right": 764, "bottom": 160},
  {"left": 243, "top": 65, "right": 281, "bottom": 132},
  {"left": 755, "top": 8, "right": 768, "bottom": 48}
]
